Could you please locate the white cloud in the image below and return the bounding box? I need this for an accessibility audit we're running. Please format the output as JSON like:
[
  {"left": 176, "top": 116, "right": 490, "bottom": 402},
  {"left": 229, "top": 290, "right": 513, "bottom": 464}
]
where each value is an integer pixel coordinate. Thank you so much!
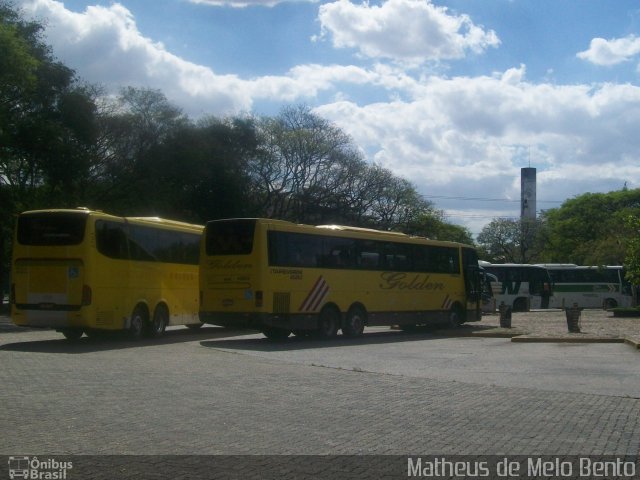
[
  {"left": 14, "top": 0, "right": 640, "bottom": 231},
  {"left": 315, "top": 0, "right": 500, "bottom": 64},
  {"left": 16, "top": 0, "right": 335, "bottom": 114},
  {"left": 577, "top": 35, "right": 640, "bottom": 66},
  {"left": 189, "top": 0, "right": 318, "bottom": 7},
  {"left": 314, "top": 72, "right": 640, "bottom": 215}
]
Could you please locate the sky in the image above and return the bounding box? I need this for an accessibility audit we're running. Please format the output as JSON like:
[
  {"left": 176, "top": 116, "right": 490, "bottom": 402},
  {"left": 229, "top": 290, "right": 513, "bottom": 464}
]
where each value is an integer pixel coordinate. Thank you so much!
[{"left": 14, "top": 0, "right": 640, "bottom": 236}]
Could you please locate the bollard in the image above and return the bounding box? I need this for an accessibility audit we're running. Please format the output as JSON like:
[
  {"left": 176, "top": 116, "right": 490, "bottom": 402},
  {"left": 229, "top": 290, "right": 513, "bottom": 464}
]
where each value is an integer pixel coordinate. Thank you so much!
[
  {"left": 565, "top": 303, "right": 581, "bottom": 333},
  {"left": 499, "top": 302, "right": 512, "bottom": 328}
]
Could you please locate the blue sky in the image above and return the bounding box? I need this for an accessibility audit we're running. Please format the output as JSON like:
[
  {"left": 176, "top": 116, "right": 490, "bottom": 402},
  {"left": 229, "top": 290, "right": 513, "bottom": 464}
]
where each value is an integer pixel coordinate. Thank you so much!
[{"left": 15, "top": 0, "right": 640, "bottom": 235}]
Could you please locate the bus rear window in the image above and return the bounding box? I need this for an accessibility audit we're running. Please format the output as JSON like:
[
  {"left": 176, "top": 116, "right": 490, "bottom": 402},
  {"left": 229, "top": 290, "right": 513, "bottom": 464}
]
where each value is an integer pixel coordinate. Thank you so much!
[
  {"left": 17, "top": 212, "right": 87, "bottom": 246},
  {"left": 205, "top": 220, "right": 255, "bottom": 256}
]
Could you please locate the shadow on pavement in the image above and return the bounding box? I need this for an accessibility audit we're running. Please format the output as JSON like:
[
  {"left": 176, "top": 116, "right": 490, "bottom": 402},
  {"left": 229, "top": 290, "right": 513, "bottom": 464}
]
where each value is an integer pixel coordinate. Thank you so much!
[
  {"left": 0, "top": 326, "right": 255, "bottom": 354},
  {"left": 200, "top": 324, "right": 495, "bottom": 352}
]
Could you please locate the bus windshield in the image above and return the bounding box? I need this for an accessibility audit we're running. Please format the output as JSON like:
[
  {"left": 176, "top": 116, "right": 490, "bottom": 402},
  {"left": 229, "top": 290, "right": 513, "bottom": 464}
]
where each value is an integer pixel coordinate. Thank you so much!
[
  {"left": 17, "top": 212, "right": 87, "bottom": 246},
  {"left": 205, "top": 219, "right": 256, "bottom": 256}
]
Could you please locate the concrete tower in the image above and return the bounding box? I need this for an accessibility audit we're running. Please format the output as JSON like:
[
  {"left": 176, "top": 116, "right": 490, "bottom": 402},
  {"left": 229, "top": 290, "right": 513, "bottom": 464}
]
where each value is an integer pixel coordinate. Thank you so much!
[{"left": 521, "top": 167, "right": 537, "bottom": 220}]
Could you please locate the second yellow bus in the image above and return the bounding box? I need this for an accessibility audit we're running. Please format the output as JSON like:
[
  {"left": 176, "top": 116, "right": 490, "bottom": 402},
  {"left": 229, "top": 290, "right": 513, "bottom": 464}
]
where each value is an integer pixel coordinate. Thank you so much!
[{"left": 199, "top": 218, "right": 482, "bottom": 339}]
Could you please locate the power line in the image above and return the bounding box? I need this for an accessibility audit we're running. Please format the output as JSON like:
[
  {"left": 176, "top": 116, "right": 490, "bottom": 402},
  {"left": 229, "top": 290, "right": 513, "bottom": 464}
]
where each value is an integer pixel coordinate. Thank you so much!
[{"left": 423, "top": 194, "right": 563, "bottom": 204}]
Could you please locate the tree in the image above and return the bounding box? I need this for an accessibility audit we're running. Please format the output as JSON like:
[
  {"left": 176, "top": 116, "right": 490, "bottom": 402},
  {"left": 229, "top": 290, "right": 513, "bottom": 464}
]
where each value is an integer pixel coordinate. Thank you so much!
[
  {"left": 148, "top": 116, "right": 260, "bottom": 222},
  {"left": 0, "top": 2, "right": 97, "bottom": 210},
  {"left": 249, "top": 105, "right": 442, "bottom": 233},
  {"left": 624, "top": 214, "right": 640, "bottom": 286},
  {"left": 0, "top": 2, "right": 98, "bottom": 303},
  {"left": 89, "top": 87, "right": 189, "bottom": 213},
  {"left": 406, "top": 212, "right": 474, "bottom": 244},
  {"left": 477, "top": 217, "right": 546, "bottom": 263},
  {"left": 541, "top": 188, "right": 640, "bottom": 264},
  {"left": 251, "top": 105, "right": 356, "bottom": 223}
]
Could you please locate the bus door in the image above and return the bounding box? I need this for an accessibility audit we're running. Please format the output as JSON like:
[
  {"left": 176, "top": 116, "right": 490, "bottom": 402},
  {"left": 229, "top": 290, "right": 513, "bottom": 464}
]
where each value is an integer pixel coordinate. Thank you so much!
[{"left": 462, "top": 247, "right": 482, "bottom": 321}]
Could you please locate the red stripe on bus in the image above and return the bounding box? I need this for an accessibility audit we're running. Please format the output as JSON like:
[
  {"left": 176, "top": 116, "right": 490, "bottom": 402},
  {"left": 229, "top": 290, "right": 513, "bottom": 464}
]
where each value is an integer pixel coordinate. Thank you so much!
[
  {"left": 300, "top": 276, "right": 327, "bottom": 312},
  {"left": 309, "top": 282, "right": 330, "bottom": 311},
  {"left": 441, "top": 294, "right": 451, "bottom": 310}
]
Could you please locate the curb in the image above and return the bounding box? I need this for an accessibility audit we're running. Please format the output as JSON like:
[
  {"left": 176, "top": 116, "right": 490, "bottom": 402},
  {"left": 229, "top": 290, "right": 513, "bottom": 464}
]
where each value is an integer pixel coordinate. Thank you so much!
[
  {"left": 441, "top": 324, "right": 640, "bottom": 350},
  {"left": 624, "top": 337, "right": 640, "bottom": 349},
  {"left": 469, "top": 327, "right": 640, "bottom": 349},
  {"left": 511, "top": 335, "right": 625, "bottom": 344}
]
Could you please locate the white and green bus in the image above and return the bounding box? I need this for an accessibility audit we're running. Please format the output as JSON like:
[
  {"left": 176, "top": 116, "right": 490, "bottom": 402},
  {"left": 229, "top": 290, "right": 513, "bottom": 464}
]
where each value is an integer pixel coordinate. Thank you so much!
[
  {"left": 479, "top": 262, "right": 552, "bottom": 311},
  {"left": 535, "top": 264, "right": 633, "bottom": 309}
]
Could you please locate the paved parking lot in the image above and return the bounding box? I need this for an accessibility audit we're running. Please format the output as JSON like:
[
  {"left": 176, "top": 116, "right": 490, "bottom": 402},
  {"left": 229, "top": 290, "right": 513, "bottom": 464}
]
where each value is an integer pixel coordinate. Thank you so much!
[
  {"left": 0, "top": 315, "right": 638, "bottom": 477},
  {"left": 205, "top": 328, "right": 640, "bottom": 398}
]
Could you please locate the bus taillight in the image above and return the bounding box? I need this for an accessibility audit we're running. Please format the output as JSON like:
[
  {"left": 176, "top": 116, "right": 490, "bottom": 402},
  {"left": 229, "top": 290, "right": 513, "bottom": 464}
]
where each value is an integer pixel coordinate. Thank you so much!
[
  {"left": 10, "top": 283, "right": 15, "bottom": 304},
  {"left": 255, "top": 290, "right": 263, "bottom": 308},
  {"left": 82, "top": 285, "right": 92, "bottom": 306}
]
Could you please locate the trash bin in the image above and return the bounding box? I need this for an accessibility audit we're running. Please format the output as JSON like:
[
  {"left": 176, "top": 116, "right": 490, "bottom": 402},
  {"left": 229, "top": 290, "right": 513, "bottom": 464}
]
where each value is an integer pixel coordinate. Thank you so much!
[
  {"left": 565, "top": 303, "right": 581, "bottom": 333},
  {"left": 499, "top": 302, "right": 512, "bottom": 328}
]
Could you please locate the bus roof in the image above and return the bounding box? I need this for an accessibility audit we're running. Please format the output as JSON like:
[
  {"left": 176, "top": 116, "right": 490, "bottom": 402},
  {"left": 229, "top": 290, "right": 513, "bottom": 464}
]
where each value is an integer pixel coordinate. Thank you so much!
[
  {"left": 207, "top": 217, "right": 471, "bottom": 248},
  {"left": 480, "top": 262, "right": 547, "bottom": 269},
  {"left": 19, "top": 208, "right": 203, "bottom": 231}
]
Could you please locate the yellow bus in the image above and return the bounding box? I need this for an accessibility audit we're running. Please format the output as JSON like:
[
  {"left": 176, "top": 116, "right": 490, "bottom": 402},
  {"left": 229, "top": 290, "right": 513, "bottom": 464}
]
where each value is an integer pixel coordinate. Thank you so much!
[
  {"left": 11, "top": 208, "right": 203, "bottom": 340},
  {"left": 199, "top": 218, "right": 482, "bottom": 339}
]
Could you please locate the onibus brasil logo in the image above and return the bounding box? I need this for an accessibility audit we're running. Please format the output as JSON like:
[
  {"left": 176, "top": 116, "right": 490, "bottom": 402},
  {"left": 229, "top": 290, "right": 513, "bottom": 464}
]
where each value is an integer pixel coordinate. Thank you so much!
[{"left": 8, "top": 456, "right": 73, "bottom": 479}]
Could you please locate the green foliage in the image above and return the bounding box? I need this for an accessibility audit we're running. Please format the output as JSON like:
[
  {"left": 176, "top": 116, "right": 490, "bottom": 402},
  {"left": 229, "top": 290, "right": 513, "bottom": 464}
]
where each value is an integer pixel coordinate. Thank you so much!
[
  {"left": 541, "top": 189, "right": 640, "bottom": 264},
  {"left": 623, "top": 215, "right": 640, "bottom": 286},
  {"left": 477, "top": 217, "right": 546, "bottom": 263}
]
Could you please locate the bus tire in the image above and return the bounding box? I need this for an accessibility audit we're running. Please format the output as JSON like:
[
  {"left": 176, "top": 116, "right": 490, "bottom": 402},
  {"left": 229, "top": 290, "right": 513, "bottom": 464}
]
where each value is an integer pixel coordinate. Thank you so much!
[
  {"left": 60, "top": 328, "right": 83, "bottom": 341},
  {"left": 343, "top": 306, "right": 366, "bottom": 337},
  {"left": 513, "top": 298, "right": 528, "bottom": 312},
  {"left": 148, "top": 304, "right": 169, "bottom": 338},
  {"left": 448, "top": 305, "right": 464, "bottom": 328},
  {"left": 262, "top": 327, "right": 291, "bottom": 340},
  {"left": 603, "top": 298, "right": 617, "bottom": 309},
  {"left": 315, "top": 306, "right": 340, "bottom": 339},
  {"left": 129, "top": 305, "right": 147, "bottom": 339}
]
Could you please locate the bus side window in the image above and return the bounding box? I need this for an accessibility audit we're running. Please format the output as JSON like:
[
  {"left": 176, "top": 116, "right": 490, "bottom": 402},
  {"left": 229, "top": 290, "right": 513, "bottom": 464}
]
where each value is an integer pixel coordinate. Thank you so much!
[{"left": 96, "top": 221, "right": 129, "bottom": 260}]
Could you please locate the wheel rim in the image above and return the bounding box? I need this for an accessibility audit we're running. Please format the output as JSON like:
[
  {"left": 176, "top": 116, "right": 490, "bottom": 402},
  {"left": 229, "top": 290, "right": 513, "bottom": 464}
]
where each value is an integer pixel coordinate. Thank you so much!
[
  {"left": 449, "top": 307, "right": 462, "bottom": 328},
  {"left": 318, "top": 309, "right": 338, "bottom": 338},
  {"left": 130, "top": 312, "right": 144, "bottom": 338},
  {"left": 345, "top": 310, "right": 365, "bottom": 335},
  {"left": 152, "top": 308, "right": 168, "bottom": 335}
]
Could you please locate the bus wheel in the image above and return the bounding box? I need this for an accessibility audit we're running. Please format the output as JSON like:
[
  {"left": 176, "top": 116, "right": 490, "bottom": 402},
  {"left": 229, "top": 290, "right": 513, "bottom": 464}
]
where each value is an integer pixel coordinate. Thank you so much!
[
  {"left": 316, "top": 306, "right": 340, "bottom": 339},
  {"left": 603, "top": 298, "right": 618, "bottom": 309},
  {"left": 448, "top": 305, "right": 464, "bottom": 328},
  {"left": 343, "top": 306, "right": 366, "bottom": 337},
  {"left": 129, "top": 306, "right": 147, "bottom": 339},
  {"left": 513, "top": 298, "right": 528, "bottom": 312},
  {"left": 148, "top": 305, "right": 169, "bottom": 338},
  {"left": 60, "top": 328, "right": 83, "bottom": 341},
  {"left": 262, "top": 327, "right": 291, "bottom": 340}
]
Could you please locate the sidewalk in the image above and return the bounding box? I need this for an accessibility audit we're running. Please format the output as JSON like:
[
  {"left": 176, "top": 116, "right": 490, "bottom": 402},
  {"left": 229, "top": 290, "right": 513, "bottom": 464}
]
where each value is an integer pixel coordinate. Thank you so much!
[{"left": 469, "top": 308, "right": 640, "bottom": 349}]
